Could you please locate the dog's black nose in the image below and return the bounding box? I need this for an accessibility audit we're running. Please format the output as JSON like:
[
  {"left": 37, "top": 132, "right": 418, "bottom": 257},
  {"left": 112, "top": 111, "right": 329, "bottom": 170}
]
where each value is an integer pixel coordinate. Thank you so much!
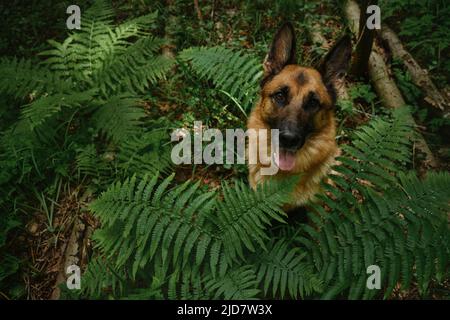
[{"left": 279, "top": 131, "right": 299, "bottom": 149}]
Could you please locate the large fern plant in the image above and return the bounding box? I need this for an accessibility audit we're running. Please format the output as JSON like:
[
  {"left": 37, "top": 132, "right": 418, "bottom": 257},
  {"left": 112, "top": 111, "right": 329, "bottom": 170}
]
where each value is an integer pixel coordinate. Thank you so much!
[
  {"left": 299, "top": 109, "right": 449, "bottom": 299},
  {"left": 0, "top": 1, "right": 174, "bottom": 187},
  {"left": 0, "top": 1, "right": 173, "bottom": 292},
  {"left": 1, "top": 2, "right": 172, "bottom": 140},
  {"left": 79, "top": 173, "right": 323, "bottom": 299}
]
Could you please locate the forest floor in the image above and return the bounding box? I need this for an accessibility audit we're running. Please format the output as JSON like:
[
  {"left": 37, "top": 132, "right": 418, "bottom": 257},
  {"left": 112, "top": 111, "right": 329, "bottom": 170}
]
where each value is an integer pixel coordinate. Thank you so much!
[{"left": 0, "top": 0, "right": 448, "bottom": 300}]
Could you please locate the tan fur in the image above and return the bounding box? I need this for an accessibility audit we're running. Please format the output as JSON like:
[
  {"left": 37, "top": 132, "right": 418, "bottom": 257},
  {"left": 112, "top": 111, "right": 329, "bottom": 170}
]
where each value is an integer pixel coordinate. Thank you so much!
[{"left": 247, "top": 65, "right": 338, "bottom": 209}]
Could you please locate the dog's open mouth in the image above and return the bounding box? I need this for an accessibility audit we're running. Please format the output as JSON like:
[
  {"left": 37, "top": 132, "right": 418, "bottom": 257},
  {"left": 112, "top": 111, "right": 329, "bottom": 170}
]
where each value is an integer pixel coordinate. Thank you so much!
[{"left": 274, "top": 149, "right": 296, "bottom": 171}]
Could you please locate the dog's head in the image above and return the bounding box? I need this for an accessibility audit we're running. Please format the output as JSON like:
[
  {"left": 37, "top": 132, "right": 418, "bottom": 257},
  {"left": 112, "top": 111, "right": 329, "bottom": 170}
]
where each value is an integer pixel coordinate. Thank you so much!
[{"left": 259, "top": 23, "right": 351, "bottom": 170}]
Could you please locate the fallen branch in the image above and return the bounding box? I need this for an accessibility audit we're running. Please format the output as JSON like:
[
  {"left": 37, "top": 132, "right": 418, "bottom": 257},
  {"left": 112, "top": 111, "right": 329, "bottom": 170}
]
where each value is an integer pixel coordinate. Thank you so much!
[
  {"left": 379, "top": 26, "right": 450, "bottom": 118},
  {"left": 344, "top": 0, "right": 439, "bottom": 170},
  {"left": 50, "top": 217, "right": 85, "bottom": 300}
]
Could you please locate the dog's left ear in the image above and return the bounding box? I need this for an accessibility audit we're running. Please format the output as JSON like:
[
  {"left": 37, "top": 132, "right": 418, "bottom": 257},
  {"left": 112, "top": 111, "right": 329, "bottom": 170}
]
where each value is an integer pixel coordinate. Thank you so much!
[
  {"left": 318, "top": 35, "right": 352, "bottom": 97},
  {"left": 263, "top": 22, "right": 296, "bottom": 77}
]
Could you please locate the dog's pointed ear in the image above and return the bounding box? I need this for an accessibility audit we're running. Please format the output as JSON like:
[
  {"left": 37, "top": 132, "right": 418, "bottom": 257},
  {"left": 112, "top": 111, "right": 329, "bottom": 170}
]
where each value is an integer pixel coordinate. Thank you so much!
[
  {"left": 263, "top": 22, "right": 296, "bottom": 77},
  {"left": 318, "top": 35, "right": 352, "bottom": 90}
]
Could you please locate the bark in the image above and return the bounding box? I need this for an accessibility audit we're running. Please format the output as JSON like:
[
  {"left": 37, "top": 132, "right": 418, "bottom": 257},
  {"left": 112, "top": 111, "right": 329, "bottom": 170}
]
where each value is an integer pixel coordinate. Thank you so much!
[
  {"left": 344, "top": 0, "right": 439, "bottom": 170},
  {"left": 350, "top": 0, "right": 377, "bottom": 77},
  {"left": 50, "top": 217, "right": 85, "bottom": 300},
  {"left": 379, "top": 26, "right": 450, "bottom": 118}
]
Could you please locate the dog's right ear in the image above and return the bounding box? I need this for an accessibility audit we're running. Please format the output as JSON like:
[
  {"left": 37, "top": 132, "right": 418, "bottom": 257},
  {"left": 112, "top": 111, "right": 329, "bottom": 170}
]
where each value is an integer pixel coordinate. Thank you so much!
[{"left": 263, "top": 22, "right": 296, "bottom": 78}]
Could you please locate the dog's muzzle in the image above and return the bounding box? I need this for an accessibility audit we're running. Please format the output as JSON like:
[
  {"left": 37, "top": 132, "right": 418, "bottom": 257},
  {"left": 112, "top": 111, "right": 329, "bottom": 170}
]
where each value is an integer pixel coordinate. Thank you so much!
[{"left": 278, "top": 121, "right": 307, "bottom": 151}]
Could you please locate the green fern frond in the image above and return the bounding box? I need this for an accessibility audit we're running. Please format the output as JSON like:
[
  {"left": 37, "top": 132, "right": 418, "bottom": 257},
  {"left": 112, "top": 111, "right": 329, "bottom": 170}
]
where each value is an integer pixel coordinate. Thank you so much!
[
  {"left": 69, "top": 12, "right": 161, "bottom": 83},
  {"left": 90, "top": 174, "right": 217, "bottom": 280},
  {"left": 179, "top": 46, "right": 263, "bottom": 113},
  {"left": 117, "top": 129, "right": 173, "bottom": 177},
  {"left": 0, "top": 57, "right": 64, "bottom": 98},
  {"left": 76, "top": 144, "right": 114, "bottom": 184},
  {"left": 37, "top": 3, "right": 168, "bottom": 93},
  {"left": 95, "top": 40, "right": 174, "bottom": 95},
  {"left": 91, "top": 95, "right": 145, "bottom": 143},
  {"left": 86, "top": 173, "right": 298, "bottom": 298},
  {"left": 322, "top": 107, "right": 414, "bottom": 209},
  {"left": 251, "top": 239, "right": 323, "bottom": 298},
  {"left": 116, "top": 12, "right": 158, "bottom": 36},
  {"left": 79, "top": 257, "right": 127, "bottom": 299},
  {"left": 205, "top": 265, "right": 260, "bottom": 299},
  {"left": 300, "top": 171, "right": 450, "bottom": 299},
  {"left": 0, "top": 254, "right": 20, "bottom": 283},
  {"left": 21, "top": 91, "right": 95, "bottom": 130},
  {"left": 83, "top": 0, "right": 115, "bottom": 25},
  {"left": 214, "top": 177, "right": 296, "bottom": 263},
  {"left": 296, "top": 108, "right": 449, "bottom": 299},
  {"left": 39, "top": 37, "right": 79, "bottom": 78}
]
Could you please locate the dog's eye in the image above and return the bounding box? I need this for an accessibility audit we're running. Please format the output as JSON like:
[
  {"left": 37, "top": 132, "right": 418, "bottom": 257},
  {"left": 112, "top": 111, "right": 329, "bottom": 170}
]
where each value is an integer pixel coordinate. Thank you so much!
[
  {"left": 273, "top": 92, "right": 286, "bottom": 106},
  {"left": 304, "top": 94, "right": 320, "bottom": 112}
]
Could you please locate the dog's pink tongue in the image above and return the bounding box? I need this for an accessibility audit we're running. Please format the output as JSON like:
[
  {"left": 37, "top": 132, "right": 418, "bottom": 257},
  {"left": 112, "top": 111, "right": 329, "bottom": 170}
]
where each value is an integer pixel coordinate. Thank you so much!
[{"left": 276, "top": 150, "right": 296, "bottom": 171}]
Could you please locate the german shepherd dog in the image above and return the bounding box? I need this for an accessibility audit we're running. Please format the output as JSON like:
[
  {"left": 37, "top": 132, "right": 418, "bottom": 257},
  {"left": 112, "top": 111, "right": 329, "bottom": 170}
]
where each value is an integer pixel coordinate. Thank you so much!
[{"left": 248, "top": 22, "right": 352, "bottom": 212}]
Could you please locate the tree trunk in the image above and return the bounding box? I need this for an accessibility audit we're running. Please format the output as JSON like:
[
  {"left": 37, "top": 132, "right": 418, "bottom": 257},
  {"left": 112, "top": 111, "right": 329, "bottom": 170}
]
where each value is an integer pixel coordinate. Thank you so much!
[
  {"left": 350, "top": 0, "right": 377, "bottom": 78},
  {"left": 379, "top": 25, "right": 450, "bottom": 118},
  {"left": 344, "top": 0, "right": 439, "bottom": 170}
]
